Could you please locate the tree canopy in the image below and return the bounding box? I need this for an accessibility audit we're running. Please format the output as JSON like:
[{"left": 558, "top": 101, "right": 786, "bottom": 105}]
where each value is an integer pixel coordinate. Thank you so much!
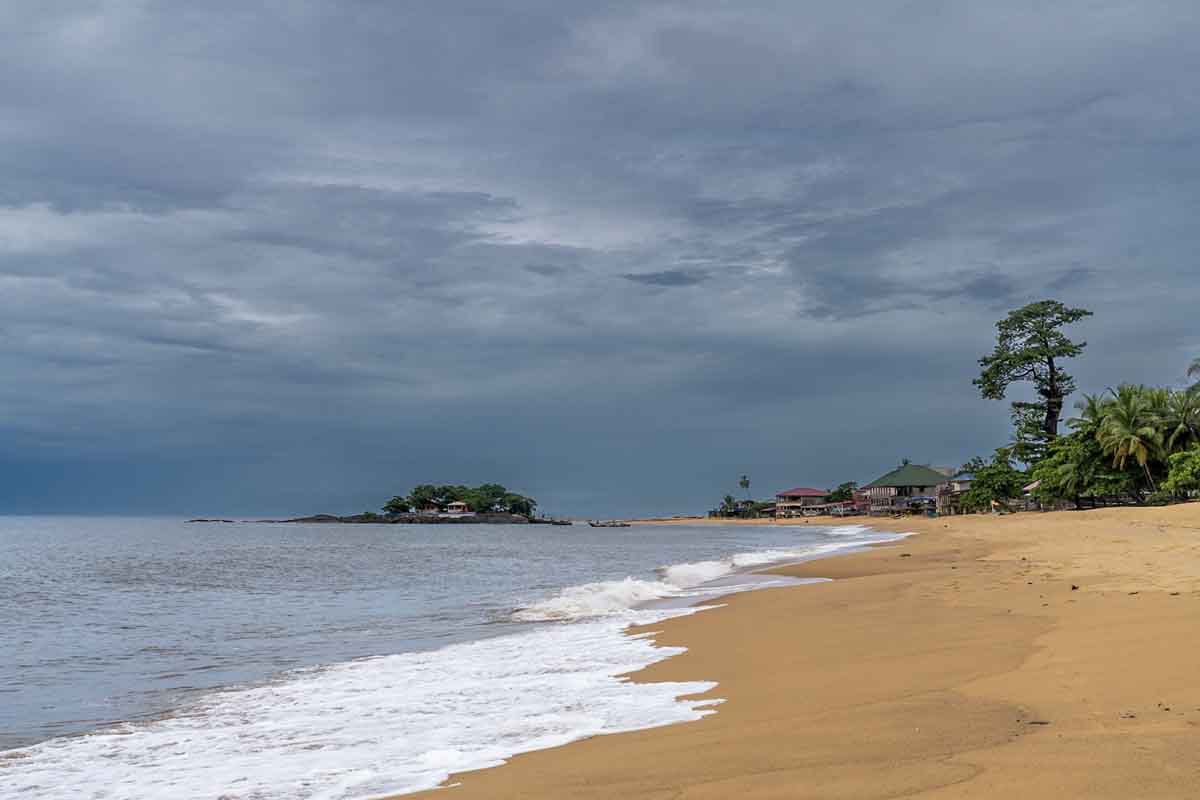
[
  {"left": 1027, "top": 384, "right": 1200, "bottom": 505},
  {"left": 1163, "top": 447, "right": 1200, "bottom": 497},
  {"left": 826, "top": 481, "right": 857, "bottom": 502},
  {"left": 382, "top": 483, "right": 538, "bottom": 515},
  {"left": 959, "top": 448, "right": 1026, "bottom": 512},
  {"left": 962, "top": 306, "right": 1199, "bottom": 510},
  {"left": 974, "top": 300, "right": 1092, "bottom": 452}
]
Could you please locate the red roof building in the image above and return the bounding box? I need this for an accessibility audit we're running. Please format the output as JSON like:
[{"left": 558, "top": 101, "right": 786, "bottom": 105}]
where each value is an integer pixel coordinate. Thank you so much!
[
  {"left": 776, "top": 487, "right": 828, "bottom": 498},
  {"left": 774, "top": 487, "right": 829, "bottom": 517}
]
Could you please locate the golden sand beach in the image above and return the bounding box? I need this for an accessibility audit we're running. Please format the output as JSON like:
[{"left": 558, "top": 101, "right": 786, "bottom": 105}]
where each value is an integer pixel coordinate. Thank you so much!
[{"left": 406, "top": 504, "right": 1200, "bottom": 799}]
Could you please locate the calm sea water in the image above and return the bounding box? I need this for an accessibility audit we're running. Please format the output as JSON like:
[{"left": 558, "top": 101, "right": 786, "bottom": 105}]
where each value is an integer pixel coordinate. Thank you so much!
[{"left": 0, "top": 516, "right": 902, "bottom": 799}]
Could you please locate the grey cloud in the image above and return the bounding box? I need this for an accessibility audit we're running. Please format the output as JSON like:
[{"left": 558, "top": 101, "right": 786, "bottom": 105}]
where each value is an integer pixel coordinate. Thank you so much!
[
  {"left": 0, "top": 1, "right": 1198, "bottom": 515},
  {"left": 524, "top": 264, "right": 568, "bottom": 277},
  {"left": 622, "top": 269, "right": 709, "bottom": 287},
  {"left": 1048, "top": 267, "right": 1097, "bottom": 292}
]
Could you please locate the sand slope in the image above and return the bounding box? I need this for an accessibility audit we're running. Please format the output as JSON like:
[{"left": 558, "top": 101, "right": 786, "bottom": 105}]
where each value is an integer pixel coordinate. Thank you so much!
[{"left": 404, "top": 505, "right": 1200, "bottom": 799}]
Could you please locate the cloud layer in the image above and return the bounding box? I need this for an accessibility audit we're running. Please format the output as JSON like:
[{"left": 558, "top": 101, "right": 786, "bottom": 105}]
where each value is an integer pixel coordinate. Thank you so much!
[{"left": 3, "top": 1, "right": 1198, "bottom": 515}]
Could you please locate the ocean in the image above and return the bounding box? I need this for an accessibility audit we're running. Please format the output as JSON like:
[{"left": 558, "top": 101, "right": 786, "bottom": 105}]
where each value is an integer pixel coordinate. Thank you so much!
[{"left": 0, "top": 516, "right": 904, "bottom": 799}]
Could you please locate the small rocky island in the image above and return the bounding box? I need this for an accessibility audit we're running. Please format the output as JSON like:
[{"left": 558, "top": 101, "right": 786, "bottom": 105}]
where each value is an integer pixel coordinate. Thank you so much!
[
  {"left": 190, "top": 483, "right": 568, "bottom": 525},
  {"left": 261, "top": 511, "right": 539, "bottom": 524}
]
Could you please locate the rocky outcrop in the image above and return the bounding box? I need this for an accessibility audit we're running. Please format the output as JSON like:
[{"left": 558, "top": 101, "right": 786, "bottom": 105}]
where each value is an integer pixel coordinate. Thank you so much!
[{"left": 258, "top": 512, "right": 532, "bottom": 524}]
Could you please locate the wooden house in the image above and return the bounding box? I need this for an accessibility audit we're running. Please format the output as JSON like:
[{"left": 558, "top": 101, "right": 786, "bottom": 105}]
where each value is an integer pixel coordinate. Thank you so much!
[
  {"left": 774, "top": 487, "right": 829, "bottom": 517},
  {"left": 862, "top": 464, "right": 951, "bottom": 515}
]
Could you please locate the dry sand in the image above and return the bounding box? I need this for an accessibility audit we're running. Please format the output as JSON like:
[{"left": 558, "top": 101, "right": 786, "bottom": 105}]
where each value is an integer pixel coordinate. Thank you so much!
[{"left": 406, "top": 504, "right": 1200, "bottom": 799}]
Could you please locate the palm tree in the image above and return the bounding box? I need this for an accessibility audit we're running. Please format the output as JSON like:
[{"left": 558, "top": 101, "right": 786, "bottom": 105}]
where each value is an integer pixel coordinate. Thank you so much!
[
  {"left": 738, "top": 474, "right": 751, "bottom": 501},
  {"left": 1189, "top": 358, "right": 1200, "bottom": 393},
  {"left": 1069, "top": 392, "right": 1109, "bottom": 433},
  {"left": 1098, "top": 385, "right": 1164, "bottom": 491},
  {"left": 720, "top": 494, "right": 738, "bottom": 517},
  {"left": 1144, "top": 386, "right": 1172, "bottom": 421},
  {"left": 1052, "top": 452, "right": 1089, "bottom": 505},
  {"left": 1164, "top": 390, "right": 1200, "bottom": 452}
]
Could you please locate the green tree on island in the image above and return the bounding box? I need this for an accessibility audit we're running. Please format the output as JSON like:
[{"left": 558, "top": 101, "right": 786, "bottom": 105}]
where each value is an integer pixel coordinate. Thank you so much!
[
  {"left": 1189, "top": 357, "right": 1200, "bottom": 393},
  {"left": 383, "top": 483, "right": 537, "bottom": 515},
  {"left": 382, "top": 495, "right": 412, "bottom": 514},
  {"left": 738, "top": 474, "right": 751, "bottom": 501},
  {"left": 974, "top": 300, "right": 1092, "bottom": 461}
]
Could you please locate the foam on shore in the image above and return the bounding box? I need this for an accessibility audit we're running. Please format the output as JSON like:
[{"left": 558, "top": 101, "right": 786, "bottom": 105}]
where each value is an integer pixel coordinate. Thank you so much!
[
  {"left": 515, "top": 529, "right": 903, "bottom": 622},
  {"left": 2, "top": 610, "right": 719, "bottom": 800},
  {"left": 3, "top": 525, "right": 905, "bottom": 799}
]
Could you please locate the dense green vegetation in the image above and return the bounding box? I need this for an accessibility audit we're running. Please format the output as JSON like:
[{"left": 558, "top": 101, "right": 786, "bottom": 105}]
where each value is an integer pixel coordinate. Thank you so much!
[
  {"left": 959, "top": 449, "right": 1026, "bottom": 512},
  {"left": 826, "top": 481, "right": 857, "bottom": 503},
  {"left": 382, "top": 483, "right": 537, "bottom": 515},
  {"left": 709, "top": 474, "right": 777, "bottom": 518},
  {"left": 1030, "top": 384, "right": 1200, "bottom": 505},
  {"left": 966, "top": 299, "right": 1199, "bottom": 511},
  {"left": 1163, "top": 448, "right": 1200, "bottom": 497}
]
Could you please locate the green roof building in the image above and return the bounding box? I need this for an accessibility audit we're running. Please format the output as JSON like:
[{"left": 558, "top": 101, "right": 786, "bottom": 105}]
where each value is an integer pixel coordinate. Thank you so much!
[{"left": 862, "top": 463, "right": 952, "bottom": 515}]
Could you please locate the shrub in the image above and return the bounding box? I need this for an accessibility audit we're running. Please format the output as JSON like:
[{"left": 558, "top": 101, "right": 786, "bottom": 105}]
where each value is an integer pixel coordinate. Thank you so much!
[
  {"left": 1162, "top": 447, "right": 1200, "bottom": 497},
  {"left": 1145, "top": 490, "right": 1177, "bottom": 507}
]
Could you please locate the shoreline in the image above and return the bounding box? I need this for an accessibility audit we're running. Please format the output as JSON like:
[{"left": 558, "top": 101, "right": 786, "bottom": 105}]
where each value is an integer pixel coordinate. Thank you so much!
[
  {"left": 405, "top": 503, "right": 1200, "bottom": 799},
  {"left": 3, "top": 518, "right": 897, "bottom": 799}
]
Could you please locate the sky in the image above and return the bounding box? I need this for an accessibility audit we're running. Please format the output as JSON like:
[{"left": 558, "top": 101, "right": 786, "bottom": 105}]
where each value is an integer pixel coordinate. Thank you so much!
[{"left": 2, "top": 1, "right": 1199, "bottom": 517}]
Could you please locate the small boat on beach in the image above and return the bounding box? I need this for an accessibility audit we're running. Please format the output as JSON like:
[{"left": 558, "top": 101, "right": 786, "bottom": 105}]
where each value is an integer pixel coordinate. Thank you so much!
[{"left": 588, "top": 520, "right": 632, "bottom": 528}]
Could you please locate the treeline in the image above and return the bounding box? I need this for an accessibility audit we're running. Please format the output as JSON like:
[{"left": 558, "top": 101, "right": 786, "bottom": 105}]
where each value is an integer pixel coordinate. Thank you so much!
[
  {"left": 382, "top": 483, "right": 537, "bottom": 515},
  {"left": 962, "top": 300, "right": 1200, "bottom": 511},
  {"left": 1031, "top": 384, "right": 1200, "bottom": 505}
]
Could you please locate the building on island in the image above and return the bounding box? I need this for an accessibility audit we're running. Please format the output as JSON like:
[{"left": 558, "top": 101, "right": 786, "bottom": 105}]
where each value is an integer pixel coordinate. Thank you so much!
[
  {"left": 444, "top": 500, "right": 471, "bottom": 515},
  {"left": 862, "top": 464, "right": 952, "bottom": 515},
  {"left": 774, "top": 487, "right": 829, "bottom": 517}
]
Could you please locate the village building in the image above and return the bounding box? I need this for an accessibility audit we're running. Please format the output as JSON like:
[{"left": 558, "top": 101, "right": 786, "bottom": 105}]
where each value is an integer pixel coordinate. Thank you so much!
[
  {"left": 774, "top": 487, "right": 829, "bottom": 517},
  {"left": 936, "top": 471, "right": 975, "bottom": 515},
  {"left": 862, "top": 464, "right": 952, "bottom": 515},
  {"left": 443, "top": 500, "right": 472, "bottom": 515},
  {"left": 852, "top": 487, "right": 872, "bottom": 514}
]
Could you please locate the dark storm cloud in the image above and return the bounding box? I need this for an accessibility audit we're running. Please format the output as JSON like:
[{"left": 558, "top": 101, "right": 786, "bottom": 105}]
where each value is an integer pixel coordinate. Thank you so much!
[
  {"left": 622, "top": 269, "right": 709, "bottom": 287},
  {"left": 524, "top": 264, "right": 568, "bottom": 277},
  {"left": 2, "top": 1, "right": 1199, "bottom": 515}
]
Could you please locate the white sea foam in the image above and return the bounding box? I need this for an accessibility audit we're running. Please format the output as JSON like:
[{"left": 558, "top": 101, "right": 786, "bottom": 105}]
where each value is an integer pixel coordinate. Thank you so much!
[
  {"left": 2, "top": 526, "right": 908, "bottom": 800},
  {"left": 658, "top": 559, "right": 730, "bottom": 587},
  {"left": 515, "top": 532, "right": 907, "bottom": 622},
  {"left": 2, "top": 611, "right": 719, "bottom": 800},
  {"left": 511, "top": 577, "right": 678, "bottom": 621},
  {"left": 822, "top": 523, "right": 873, "bottom": 537}
]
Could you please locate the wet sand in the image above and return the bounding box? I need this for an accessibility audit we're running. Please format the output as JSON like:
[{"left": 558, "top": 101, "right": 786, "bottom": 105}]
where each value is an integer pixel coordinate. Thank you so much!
[{"left": 405, "top": 504, "right": 1200, "bottom": 799}]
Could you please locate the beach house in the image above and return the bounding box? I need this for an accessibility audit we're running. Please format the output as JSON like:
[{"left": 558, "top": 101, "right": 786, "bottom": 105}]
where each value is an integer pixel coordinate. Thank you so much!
[
  {"left": 774, "top": 487, "right": 829, "bottom": 517},
  {"left": 862, "top": 464, "right": 951, "bottom": 515},
  {"left": 936, "top": 471, "right": 975, "bottom": 515}
]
